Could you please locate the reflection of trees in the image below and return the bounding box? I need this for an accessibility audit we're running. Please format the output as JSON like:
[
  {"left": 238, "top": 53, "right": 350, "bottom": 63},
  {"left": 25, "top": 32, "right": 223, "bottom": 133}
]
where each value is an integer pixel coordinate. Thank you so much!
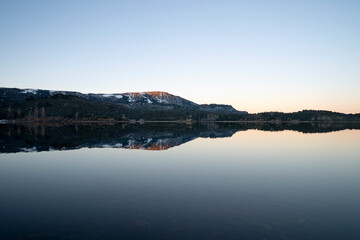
[{"left": 1, "top": 122, "right": 359, "bottom": 153}]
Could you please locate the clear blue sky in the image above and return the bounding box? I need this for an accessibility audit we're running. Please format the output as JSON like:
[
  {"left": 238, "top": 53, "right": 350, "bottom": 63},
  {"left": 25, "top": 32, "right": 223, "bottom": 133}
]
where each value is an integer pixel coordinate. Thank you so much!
[{"left": 1, "top": 0, "right": 359, "bottom": 113}]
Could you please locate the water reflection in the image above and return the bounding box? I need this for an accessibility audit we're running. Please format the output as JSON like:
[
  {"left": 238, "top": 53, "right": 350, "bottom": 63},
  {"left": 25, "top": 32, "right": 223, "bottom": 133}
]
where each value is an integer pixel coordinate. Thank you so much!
[
  {"left": 1, "top": 122, "right": 360, "bottom": 153},
  {"left": 0, "top": 126, "right": 359, "bottom": 240}
]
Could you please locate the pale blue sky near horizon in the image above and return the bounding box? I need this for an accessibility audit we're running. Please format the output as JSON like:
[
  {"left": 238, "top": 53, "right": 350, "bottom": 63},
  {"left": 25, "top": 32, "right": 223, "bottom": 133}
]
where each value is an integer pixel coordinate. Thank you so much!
[{"left": 0, "top": 0, "right": 359, "bottom": 113}]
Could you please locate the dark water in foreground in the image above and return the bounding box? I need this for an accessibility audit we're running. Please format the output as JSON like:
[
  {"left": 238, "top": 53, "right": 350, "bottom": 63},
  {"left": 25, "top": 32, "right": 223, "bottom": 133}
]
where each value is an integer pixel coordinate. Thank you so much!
[{"left": 0, "top": 123, "right": 359, "bottom": 240}]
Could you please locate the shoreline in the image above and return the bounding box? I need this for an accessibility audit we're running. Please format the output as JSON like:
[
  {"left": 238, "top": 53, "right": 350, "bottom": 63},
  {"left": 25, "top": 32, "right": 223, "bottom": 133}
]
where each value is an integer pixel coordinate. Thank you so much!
[{"left": 2, "top": 119, "right": 360, "bottom": 125}]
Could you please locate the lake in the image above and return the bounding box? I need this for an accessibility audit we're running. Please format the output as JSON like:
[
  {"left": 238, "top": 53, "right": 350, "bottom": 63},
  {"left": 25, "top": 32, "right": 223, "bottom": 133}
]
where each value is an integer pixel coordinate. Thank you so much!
[{"left": 0, "top": 123, "right": 359, "bottom": 239}]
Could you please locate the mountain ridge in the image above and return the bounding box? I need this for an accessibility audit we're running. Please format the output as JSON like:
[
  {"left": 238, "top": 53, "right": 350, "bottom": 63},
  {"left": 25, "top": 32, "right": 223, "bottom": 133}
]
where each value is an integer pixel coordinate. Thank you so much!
[
  {"left": 1, "top": 87, "right": 359, "bottom": 122},
  {"left": 0, "top": 87, "right": 243, "bottom": 114}
]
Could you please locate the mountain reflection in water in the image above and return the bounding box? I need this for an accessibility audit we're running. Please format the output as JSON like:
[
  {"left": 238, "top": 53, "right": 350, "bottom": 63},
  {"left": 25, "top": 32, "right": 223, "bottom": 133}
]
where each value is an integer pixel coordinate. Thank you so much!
[{"left": 1, "top": 122, "right": 360, "bottom": 153}]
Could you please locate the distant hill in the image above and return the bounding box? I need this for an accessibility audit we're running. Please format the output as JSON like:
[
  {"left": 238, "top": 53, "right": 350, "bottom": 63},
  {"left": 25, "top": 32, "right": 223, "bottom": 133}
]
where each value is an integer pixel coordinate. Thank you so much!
[
  {"left": 219, "top": 110, "right": 360, "bottom": 122},
  {"left": 0, "top": 88, "right": 242, "bottom": 112},
  {"left": 0, "top": 87, "right": 246, "bottom": 121},
  {"left": 0, "top": 87, "right": 359, "bottom": 122}
]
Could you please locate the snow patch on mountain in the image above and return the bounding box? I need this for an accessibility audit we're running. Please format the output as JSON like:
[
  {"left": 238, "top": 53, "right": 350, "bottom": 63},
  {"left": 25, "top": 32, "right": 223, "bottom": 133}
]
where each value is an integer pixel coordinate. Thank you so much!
[
  {"left": 156, "top": 97, "right": 169, "bottom": 103},
  {"left": 21, "top": 89, "right": 38, "bottom": 94},
  {"left": 19, "top": 147, "right": 37, "bottom": 152},
  {"left": 49, "top": 90, "right": 69, "bottom": 96},
  {"left": 126, "top": 94, "right": 136, "bottom": 102},
  {"left": 102, "top": 94, "right": 123, "bottom": 99}
]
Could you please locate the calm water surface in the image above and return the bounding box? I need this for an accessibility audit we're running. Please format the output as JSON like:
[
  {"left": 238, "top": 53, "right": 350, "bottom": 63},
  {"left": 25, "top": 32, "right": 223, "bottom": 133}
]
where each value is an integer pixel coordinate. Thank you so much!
[{"left": 0, "top": 125, "right": 359, "bottom": 240}]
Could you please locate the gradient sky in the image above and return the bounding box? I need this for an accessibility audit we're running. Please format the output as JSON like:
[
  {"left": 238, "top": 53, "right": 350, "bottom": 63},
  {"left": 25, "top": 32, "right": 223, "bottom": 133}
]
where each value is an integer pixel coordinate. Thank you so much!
[{"left": 0, "top": 0, "right": 359, "bottom": 113}]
